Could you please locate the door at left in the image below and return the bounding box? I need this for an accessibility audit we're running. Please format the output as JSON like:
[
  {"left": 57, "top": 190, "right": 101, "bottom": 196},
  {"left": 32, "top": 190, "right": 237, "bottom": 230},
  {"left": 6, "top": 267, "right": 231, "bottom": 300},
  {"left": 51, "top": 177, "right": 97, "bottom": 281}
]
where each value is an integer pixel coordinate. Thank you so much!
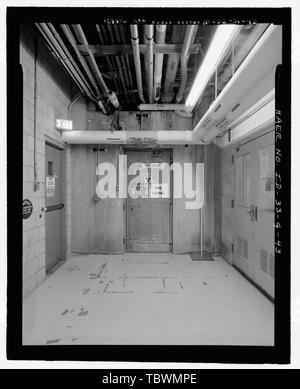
[{"left": 45, "top": 143, "right": 63, "bottom": 271}]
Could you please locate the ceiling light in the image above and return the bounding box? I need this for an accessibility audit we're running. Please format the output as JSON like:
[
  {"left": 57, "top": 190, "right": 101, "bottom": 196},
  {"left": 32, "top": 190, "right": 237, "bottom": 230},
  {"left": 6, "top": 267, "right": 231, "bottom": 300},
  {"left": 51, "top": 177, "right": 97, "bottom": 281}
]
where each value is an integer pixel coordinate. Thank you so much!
[{"left": 184, "top": 24, "right": 242, "bottom": 113}]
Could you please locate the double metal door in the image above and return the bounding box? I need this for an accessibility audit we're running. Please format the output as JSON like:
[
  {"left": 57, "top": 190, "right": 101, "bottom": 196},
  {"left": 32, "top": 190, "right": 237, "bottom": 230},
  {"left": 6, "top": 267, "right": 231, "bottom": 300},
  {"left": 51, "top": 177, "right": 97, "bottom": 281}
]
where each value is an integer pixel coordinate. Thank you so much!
[{"left": 234, "top": 131, "right": 275, "bottom": 298}]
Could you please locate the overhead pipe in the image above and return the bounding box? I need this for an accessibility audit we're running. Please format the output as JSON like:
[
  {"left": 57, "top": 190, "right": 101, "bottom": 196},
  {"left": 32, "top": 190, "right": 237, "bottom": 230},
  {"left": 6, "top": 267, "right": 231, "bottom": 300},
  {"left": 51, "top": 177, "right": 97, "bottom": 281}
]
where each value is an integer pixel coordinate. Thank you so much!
[
  {"left": 96, "top": 24, "right": 123, "bottom": 99},
  {"left": 60, "top": 24, "right": 101, "bottom": 98},
  {"left": 144, "top": 25, "right": 154, "bottom": 103},
  {"left": 153, "top": 25, "right": 167, "bottom": 101},
  {"left": 176, "top": 25, "right": 198, "bottom": 103},
  {"left": 162, "top": 26, "right": 182, "bottom": 102},
  {"left": 62, "top": 130, "right": 199, "bottom": 145},
  {"left": 36, "top": 23, "right": 97, "bottom": 102},
  {"left": 96, "top": 24, "right": 119, "bottom": 94},
  {"left": 47, "top": 23, "right": 108, "bottom": 113},
  {"left": 119, "top": 25, "right": 135, "bottom": 91},
  {"left": 72, "top": 24, "right": 120, "bottom": 109},
  {"left": 138, "top": 103, "right": 185, "bottom": 111},
  {"left": 191, "top": 24, "right": 281, "bottom": 143},
  {"left": 106, "top": 24, "right": 128, "bottom": 103},
  {"left": 113, "top": 25, "right": 131, "bottom": 90},
  {"left": 130, "top": 24, "right": 145, "bottom": 103},
  {"left": 72, "top": 24, "right": 109, "bottom": 94}
]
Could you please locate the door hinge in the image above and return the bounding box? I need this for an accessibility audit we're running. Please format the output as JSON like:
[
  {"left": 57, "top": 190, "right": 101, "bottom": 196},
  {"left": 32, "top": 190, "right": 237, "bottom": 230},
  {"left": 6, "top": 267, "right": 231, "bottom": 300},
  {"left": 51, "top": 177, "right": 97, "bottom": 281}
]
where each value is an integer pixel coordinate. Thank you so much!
[{"left": 231, "top": 199, "right": 234, "bottom": 208}]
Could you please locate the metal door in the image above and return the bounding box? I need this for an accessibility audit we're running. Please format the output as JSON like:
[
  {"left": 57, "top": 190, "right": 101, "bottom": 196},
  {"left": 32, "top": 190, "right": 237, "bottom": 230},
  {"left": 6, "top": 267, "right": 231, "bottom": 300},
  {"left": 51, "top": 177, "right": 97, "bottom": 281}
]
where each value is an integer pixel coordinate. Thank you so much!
[
  {"left": 234, "top": 141, "right": 255, "bottom": 279},
  {"left": 126, "top": 149, "right": 172, "bottom": 252},
  {"left": 253, "top": 131, "right": 275, "bottom": 298},
  {"left": 45, "top": 143, "right": 63, "bottom": 271},
  {"left": 92, "top": 146, "right": 125, "bottom": 254},
  {"left": 234, "top": 130, "right": 275, "bottom": 298}
]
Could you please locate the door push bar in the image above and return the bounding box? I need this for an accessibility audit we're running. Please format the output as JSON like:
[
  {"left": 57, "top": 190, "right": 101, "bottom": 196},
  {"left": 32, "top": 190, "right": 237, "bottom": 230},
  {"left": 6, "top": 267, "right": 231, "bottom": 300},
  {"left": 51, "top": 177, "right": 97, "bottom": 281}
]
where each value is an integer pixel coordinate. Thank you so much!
[{"left": 45, "top": 203, "right": 64, "bottom": 212}]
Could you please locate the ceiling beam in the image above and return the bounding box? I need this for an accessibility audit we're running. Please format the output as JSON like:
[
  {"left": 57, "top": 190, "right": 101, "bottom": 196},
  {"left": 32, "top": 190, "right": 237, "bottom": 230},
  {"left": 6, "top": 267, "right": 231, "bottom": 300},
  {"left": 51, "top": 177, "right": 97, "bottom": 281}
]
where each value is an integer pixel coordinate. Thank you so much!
[{"left": 76, "top": 43, "right": 201, "bottom": 56}]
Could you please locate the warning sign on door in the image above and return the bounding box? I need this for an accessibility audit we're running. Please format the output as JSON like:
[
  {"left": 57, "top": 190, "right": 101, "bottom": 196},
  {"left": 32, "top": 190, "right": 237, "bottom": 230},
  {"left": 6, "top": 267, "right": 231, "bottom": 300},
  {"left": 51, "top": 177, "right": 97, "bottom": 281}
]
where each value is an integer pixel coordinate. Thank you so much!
[{"left": 46, "top": 176, "right": 56, "bottom": 197}]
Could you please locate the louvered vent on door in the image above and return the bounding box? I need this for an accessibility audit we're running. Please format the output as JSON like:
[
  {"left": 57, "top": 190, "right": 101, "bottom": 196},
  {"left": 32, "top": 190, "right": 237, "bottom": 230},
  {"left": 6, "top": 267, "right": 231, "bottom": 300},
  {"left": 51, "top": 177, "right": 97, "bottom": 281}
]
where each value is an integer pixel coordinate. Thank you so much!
[
  {"left": 260, "top": 248, "right": 274, "bottom": 278},
  {"left": 260, "top": 249, "right": 268, "bottom": 273},
  {"left": 238, "top": 237, "right": 248, "bottom": 259},
  {"left": 269, "top": 253, "right": 275, "bottom": 279}
]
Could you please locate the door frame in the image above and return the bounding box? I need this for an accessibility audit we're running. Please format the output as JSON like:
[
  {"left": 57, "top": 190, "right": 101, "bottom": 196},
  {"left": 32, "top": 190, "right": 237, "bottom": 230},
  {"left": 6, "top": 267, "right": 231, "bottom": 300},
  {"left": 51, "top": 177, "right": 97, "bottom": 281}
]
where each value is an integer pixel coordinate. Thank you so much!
[
  {"left": 45, "top": 137, "right": 67, "bottom": 268},
  {"left": 123, "top": 147, "right": 173, "bottom": 253}
]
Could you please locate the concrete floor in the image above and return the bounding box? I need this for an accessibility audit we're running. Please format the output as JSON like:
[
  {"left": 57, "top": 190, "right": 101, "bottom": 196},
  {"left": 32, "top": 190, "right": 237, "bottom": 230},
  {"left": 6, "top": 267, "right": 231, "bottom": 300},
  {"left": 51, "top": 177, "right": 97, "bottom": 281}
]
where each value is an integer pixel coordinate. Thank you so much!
[{"left": 23, "top": 253, "right": 274, "bottom": 345}]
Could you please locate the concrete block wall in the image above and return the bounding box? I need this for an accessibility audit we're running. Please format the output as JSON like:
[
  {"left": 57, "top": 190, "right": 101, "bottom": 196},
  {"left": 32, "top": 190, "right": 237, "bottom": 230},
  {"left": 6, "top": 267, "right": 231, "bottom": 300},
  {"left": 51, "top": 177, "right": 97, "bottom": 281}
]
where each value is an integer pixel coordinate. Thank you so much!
[
  {"left": 21, "top": 24, "right": 76, "bottom": 298},
  {"left": 220, "top": 145, "right": 234, "bottom": 263}
]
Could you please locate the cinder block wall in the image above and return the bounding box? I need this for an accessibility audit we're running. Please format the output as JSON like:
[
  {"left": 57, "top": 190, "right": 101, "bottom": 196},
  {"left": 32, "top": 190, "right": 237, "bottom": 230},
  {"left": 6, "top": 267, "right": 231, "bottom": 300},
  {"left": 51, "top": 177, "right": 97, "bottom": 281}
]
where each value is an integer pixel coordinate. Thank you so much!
[
  {"left": 21, "top": 24, "right": 76, "bottom": 298},
  {"left": 220, "top": 146, "right": 234, "bottom": 263}
]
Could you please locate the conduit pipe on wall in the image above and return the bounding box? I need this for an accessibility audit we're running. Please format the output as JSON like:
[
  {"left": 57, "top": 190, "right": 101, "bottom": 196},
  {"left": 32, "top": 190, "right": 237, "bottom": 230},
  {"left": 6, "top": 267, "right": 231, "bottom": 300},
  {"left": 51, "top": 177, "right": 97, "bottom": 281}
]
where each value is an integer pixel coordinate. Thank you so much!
[
  {"left": 130, "top": 25, "right": 145, "bottom": 103},
  {"left": 145, "top": 25, "right": 154, "bottom": 103},
  {"left": 62, "top": 130, "right": 201, "bottom": 145},
  {"left": 176, "top": 25, "right": 198, "bottom": 103},
  {"left": 191, "top": 24, "right": 281, "bottom": 143},
  {"left": 153, "top": 25, "right": 167, "bottom": 101}
]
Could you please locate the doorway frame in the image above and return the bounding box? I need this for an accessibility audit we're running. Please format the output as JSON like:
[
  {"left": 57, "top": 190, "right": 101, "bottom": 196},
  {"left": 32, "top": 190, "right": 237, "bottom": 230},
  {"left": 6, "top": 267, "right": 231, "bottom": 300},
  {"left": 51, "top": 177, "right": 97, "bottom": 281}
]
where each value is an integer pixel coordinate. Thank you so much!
[
  {"left": 123, "top": 147, "right": 174, "bottom": 253},
  {"left": 45, "top": 136, "right": 67, "bottom": 271}
]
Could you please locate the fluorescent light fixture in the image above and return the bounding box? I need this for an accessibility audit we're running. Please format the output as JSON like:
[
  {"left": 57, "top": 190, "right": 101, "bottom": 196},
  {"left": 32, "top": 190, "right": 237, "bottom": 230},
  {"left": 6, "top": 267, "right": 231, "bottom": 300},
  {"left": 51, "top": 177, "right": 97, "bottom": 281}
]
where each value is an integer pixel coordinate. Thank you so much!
[{"left": 184, "top": 24, "right": 242, "bottom": 112}]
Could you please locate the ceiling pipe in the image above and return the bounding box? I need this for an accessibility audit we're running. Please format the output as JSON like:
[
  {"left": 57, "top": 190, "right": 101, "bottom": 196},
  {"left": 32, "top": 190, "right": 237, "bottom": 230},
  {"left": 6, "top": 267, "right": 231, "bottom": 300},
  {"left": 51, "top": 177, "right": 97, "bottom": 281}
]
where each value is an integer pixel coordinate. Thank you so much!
[
  {"left": 36, "top": 23, "right": 97, "bottom": 102},
  {"left": 176, "top": 25, "right": 198, "bottom": 103},
  {"left": 60, "top": 24, "right": 101, "bottom": 98},
  {"left": 72, "top": 24, "right": 109, "bottom": 95},
  {"left": 153, "top": 25, "right": 167, "bottom": 101},
  {"left": 144, "top": 25, "right": 154, "bottom": 103},
  {"left": 106, "top": 24, "right": 128, "bottom": 103},
  {"left": 95, "top": 24, "right": 119, "bottom": 95},
  {"left": 191, "top": 24, "right": 281, "bottom": 143},
  {"left": 62, "top": 130, "right": 200, "bottom": 145},
  {"left": 130, "top": 25, "right": 145, "bottom": 103},
  {"left": 162, "top": 26, "right": 182, "bottom": 103},
  {"left": 138, "top": 104, "right": 185, "bottom": 111}
]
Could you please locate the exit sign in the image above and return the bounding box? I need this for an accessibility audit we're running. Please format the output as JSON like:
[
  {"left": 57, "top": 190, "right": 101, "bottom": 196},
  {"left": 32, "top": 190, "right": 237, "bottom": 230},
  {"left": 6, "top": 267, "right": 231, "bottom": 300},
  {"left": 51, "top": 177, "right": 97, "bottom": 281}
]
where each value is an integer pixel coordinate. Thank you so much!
[{"left": 55, "top": 119, "right": 73, "bottom": 131}]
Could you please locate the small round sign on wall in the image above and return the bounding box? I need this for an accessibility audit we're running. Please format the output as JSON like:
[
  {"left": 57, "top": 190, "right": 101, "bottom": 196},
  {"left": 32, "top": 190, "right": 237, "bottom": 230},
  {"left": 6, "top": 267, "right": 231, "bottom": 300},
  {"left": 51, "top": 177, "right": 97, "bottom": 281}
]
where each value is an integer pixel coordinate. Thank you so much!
[{"left": 23, "top": 199, "right": 33, "bottom": 220}]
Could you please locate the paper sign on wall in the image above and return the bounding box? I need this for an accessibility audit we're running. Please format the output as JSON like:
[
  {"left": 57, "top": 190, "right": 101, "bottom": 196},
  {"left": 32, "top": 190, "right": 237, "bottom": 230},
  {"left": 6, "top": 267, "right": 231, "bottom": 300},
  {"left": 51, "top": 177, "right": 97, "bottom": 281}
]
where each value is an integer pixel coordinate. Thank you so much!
[{"left": 46, "top": 176, "right": 56, "bottom": 197}]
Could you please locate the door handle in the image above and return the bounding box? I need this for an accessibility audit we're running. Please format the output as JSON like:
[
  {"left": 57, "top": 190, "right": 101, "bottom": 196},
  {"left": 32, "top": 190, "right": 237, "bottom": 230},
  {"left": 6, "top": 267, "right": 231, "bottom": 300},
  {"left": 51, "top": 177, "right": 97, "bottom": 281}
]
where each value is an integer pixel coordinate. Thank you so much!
[
  {"left": 45, "top": 203, "right": 64, "bottom": 212},
  {"left": 254, "top": 206, "right": 258, "bottom": 221},
  {"left": 246, "top": 205, "right": 255, "bottom": 221}
]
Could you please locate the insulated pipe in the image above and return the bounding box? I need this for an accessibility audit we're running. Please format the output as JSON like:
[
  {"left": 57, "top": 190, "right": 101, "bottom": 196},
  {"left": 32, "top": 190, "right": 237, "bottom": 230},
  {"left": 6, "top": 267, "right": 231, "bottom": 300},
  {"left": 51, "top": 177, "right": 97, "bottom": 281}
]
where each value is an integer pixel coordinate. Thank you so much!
[
  {"left": 62, "top": 130, "right": 200, "bottom": 145},
  {"left": 95, "top": 24, "right": 119, "bottom": 94},
  {"left": 130, "top": 25, "right": 145, "bottom": 103},
  {"left": 145, "top": 25, "right": 154, "bottom": 103},
  {"left": 163, "top": 26, "right": 182, "bottom": 103},
  {"left": 60, "top": 24, "right": 101, "bottom": 97},
  {"left": 138, "top": 104, "right": 185, "bottom": 111},
  {"left": 153, "top": 25, "right": 167, "bottom": 101},
  {"left": 176, "top": 25, "right": 198, "bottom": 103},
  {"left": 36, "top": 24, "right": 97, "bottom": 101},
  {"left": 191, "top": 24, "right": 281, "bottom": 143},
  {"left": 72, "top": 24, "right": 109, "bottom": 95}
]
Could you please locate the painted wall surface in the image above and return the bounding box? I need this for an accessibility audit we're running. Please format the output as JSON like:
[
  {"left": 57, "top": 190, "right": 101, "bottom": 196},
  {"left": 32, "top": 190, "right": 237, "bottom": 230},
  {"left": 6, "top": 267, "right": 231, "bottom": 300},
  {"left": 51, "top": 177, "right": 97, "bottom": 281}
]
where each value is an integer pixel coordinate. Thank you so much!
[{"left": 21, "top": 25, "right": 75, "bottom": 298}]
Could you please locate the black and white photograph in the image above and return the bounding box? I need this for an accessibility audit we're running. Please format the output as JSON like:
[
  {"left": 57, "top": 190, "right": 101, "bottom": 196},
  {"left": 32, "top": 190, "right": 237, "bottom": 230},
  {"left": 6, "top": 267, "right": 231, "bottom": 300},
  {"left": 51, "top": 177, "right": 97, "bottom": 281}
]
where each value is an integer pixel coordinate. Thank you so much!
[{"left": 2, "top": 1, "right": 295, "bottom": 368}]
